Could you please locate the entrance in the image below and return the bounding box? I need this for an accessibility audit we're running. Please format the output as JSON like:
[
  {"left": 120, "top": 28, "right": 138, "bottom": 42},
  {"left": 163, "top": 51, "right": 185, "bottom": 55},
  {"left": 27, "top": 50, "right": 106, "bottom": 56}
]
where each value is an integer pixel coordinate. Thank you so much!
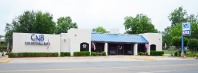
[
  {"left": 117, "top": 45, "right": 124, "bottom": 55},
  {"left": 124, "top": 44, "right": 133, "bottom": 55},
  {"left": 108, "top": 43, "right": 133, "bottom": 55},
  {"left": 138, "top": 44, "right": 147, "bottom": 53},
  {"left": 91, "top": 42, "right": 104, "bottom": 52}
]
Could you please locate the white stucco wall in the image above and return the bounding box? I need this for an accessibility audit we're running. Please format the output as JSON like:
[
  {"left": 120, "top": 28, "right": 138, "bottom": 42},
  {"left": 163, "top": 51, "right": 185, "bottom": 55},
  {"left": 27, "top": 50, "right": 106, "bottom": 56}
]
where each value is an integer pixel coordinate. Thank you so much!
[
  {"left": 12, "top": 33, "right": 60, "bottom": 53},
  {"left": 60, "top": 33, "right": 70, "bottom": 52},
  {"left": 141, "top": 33, "right": 162, "bottom": 51},
  {"left": 67, "top": 28, "right": 91, "bottom": 56}
]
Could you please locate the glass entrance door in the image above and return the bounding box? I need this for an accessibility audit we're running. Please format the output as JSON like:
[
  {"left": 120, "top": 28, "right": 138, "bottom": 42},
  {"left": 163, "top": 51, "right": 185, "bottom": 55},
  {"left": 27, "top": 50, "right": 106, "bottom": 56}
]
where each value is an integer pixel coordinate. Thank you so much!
[{"left": 117, "top": 45, "right": 124, "bottom": 55}]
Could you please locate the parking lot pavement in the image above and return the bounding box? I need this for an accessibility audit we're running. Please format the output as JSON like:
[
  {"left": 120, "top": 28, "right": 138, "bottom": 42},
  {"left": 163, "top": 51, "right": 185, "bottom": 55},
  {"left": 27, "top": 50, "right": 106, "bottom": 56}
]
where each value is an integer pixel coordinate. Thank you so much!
[
  {"left": 0, "top": 55, "right": 11, "bottom": 63},
  {"left": 6, "top": 56, "right": 196, "bottom": 64},
  {"left": 1, "top": 59, "right": 198, "bottom": 73}
]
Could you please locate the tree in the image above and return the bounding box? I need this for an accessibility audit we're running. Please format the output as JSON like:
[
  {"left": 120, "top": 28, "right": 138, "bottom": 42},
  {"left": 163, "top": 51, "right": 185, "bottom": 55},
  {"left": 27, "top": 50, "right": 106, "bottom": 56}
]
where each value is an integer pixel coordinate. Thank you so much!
[
  {"left": 4, "top": 11, "right": 56, "bottom": 51},
  {"left": 188, "top": 39, "right": 198, "bottom": 53},
  {"left": 55, "top": 16, "right": 78, "bottom": 34},
  {"left": 170, "top": 23, "right": 182, "bottom": 37},
  {"left": 0, "top": 43, "right": 7, "bottom": 52},
  {"left": 163, "top": 7, "right": 198, "bottom": 47},
  {"left": 162, "top": 26, "right": 172, "bottom": 47},
  {"left": 5, "top": 11, "right": 56, "bottom": 34},
  {"left": 169, "top": 14, "right": 198, "bottom": 39},
  {"left": 92, "top": 26, "right": 108, "bottom": 33},
  {"left": 33, "top": 11, "right": 56, "bottom": 34},
  {"left": 124, "top": 14, "right": 158, "bottom": 34},
  {"left": 171, "top": 36, "right": 188, "bottom": 49},
  {"left": 168, "top": 6, "right": 187, "bottom": 27},
  {"left": 187, "top": 14, "right": 198, "bottom": 39},
  {"left": 164, "top": 7, "right": 186, "bottom": 46},
  {"left": 4, "top": 30, "right": 14, "bottom": 49},
  {"left": 5, "top": 23, "right": 15, "bottom": 47}
]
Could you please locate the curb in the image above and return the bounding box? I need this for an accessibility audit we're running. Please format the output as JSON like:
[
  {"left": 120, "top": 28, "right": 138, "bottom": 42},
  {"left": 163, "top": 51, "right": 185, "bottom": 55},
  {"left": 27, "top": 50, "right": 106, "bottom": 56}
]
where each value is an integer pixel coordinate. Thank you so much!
[
  {"left": 134, "top": 58, "right": 155, "bottom": 61},
  {"left": 0, "top": 58, "right": 12, "bottom": 63},
  {"left": 133, "top": 57, "right": 155, "bottom": 61}
]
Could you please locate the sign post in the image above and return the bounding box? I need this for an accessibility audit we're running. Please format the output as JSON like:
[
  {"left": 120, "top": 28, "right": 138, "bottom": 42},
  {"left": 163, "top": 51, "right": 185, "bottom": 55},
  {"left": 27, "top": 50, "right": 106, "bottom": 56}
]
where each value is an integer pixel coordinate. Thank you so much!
[{"left": 181, "top": 23, "right": 191, "bottom": 57}]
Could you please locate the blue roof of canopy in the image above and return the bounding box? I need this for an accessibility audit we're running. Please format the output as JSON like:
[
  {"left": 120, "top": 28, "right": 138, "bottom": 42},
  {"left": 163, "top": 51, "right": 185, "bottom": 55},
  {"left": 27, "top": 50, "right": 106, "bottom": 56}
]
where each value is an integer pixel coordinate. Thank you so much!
[{"left": 91, "top": 33, "right": 148, "bottom": 43}]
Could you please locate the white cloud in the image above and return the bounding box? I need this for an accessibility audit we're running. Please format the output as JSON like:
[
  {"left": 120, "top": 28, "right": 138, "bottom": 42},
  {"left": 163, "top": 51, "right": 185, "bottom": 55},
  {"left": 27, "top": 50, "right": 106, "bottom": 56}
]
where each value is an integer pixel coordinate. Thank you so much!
[{"left": 0, "top": 0, "right": 198, "bottom": 35}]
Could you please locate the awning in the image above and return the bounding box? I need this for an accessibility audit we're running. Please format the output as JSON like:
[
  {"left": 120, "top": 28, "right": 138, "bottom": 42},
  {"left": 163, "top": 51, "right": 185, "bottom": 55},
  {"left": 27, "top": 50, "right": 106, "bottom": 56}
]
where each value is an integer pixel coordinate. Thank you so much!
[{"left": 91, "top": 33, "right": 148, "bottom": 43}]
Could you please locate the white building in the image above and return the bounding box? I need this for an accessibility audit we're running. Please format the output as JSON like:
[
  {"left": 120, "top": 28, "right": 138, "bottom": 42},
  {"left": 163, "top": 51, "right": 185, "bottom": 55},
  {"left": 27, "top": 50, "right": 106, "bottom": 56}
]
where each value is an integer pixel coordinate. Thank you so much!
[
  {"left": 0, "top": 35, "right": 5, "bottom": 44},
  {"left": 12, "top": 29, "right": 162, "bottom": 56}
]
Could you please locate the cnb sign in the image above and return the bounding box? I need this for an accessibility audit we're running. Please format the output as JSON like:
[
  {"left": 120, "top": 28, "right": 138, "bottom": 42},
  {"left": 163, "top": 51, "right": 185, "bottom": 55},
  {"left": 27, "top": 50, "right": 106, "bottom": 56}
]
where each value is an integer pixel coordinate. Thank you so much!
[
  {"left": 31, "top": 34, "right": 44, "bottom": 41},
  {"left": 182, "top": 23, "right": 191, "bottom": 36},
  {"left": 25, "top": 34, "right": 50, "bottom": 45}
]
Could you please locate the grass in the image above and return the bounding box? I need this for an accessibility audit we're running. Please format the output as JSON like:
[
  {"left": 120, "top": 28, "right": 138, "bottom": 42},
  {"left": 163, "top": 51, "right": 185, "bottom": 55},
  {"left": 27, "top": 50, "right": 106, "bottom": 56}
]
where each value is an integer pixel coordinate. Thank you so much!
[{"left": 163, "top": 50, "right": 177, "bottom": 54}]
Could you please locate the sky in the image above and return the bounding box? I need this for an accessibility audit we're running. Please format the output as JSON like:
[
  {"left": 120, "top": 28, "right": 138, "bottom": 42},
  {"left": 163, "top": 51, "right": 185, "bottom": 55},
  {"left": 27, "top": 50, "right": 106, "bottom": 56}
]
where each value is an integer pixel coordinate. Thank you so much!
[{"left": 0, "top": 0, "right": 198, "bottom": 35}]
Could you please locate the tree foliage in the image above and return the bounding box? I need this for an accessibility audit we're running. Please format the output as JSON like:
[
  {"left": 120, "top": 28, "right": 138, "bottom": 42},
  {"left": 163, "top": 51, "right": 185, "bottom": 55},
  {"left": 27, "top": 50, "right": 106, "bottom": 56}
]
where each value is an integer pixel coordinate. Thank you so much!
[
  {"left": 187, "top": 39, "right": 198, "bottom": 53},
  {"left": 55, "top": 16, "right": 78, "bottom": 34},
  {"left": 92, "top": 26, "right": 108, "bottom": 33},
  {"left": 171, "top": 36, "right": 188, "bottom": 49},
  {"left": 162, "top": 26, "right": 172, "bottom": 46},
  {"left": 124, "top": 14, "right": 158, "bottom": 34},
  {"left": 5, "top": 11, "right": 56, "bottom": 34},
  {"left": 4, "top": 11, "right": 78, "bottom": 52},
  {"left": 33, "top": 11, "right": 56, "bottom": 34},
  {"left": 168, "top": 7, "right": 187, "bottom": 27},
  {"left": 163, "top": 7, "right": 198, "bottom": 48},
  {"left": 4, "top": 11, "right": 56, "bottom": 51},
  {"left": 0, "top": 44, "right": 7, "bottom": 52}
]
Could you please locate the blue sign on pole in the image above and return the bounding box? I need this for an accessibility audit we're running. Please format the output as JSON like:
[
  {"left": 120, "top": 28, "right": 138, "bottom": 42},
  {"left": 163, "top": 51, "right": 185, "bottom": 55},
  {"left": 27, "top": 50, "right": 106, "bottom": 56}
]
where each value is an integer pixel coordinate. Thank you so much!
[
  {"left": 181, "top": 23, "right": 191, "bottom": 57},
  {"left": 182, "top": 23, "right": 191, "bottom": 36}
]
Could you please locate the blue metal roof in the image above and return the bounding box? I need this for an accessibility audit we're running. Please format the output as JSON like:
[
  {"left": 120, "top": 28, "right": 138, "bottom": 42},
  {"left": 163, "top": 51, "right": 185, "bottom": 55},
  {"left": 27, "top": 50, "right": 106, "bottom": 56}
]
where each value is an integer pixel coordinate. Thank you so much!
[{"left": 91, "top": 33, "right": 148, "bottom": 43}]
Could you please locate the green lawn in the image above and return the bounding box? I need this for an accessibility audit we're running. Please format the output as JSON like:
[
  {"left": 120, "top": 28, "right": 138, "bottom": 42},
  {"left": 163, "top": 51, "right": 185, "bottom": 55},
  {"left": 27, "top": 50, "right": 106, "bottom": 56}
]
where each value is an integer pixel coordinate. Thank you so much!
[{"left": 163, "top": 50, "right": 177, "bottom": 54}]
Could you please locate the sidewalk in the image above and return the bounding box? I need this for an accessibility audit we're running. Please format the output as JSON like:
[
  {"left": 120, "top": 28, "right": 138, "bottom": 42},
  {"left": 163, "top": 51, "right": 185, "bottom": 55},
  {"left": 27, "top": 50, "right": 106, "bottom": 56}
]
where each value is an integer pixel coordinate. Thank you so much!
[
  {"left": 7, "top": 55, "right": 195, "bottom": 64},
  {"left": 0, "top": 55, "right": 11, "bottom": 63}
]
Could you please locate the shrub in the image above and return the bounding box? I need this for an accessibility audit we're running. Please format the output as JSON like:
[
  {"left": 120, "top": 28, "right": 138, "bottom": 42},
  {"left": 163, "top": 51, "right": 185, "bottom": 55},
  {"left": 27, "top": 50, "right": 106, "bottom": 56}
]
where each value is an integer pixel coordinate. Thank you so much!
[
  {"left": 138, "top": 52, "right": 144, "bottom": 56},
  {"left": 81, "top": 51, "right": 90, "bottom": 56},
  {"left": 150, "top": 51, "right": 164, "bottom": 56},
  {"left": 60, "top": 52, "right": 70, "bottom": 57},
  {"left": 174, "top": 51, "right": 182, "bottom": 56},
  {"left": 196, "top": 54, "right": 198, "bottom": 59},
  {"left": 6, "top": 52, "right": 9, "bottom": 55},
  {"left": 8, "top": 52, "right": 58, "bottom": 58},
  {"left": 188, "top": 39, "right": 198, "bottom": 53},
  {"left": 186, "top": 52, "right": 197, "bottom": 57},
  {"left": 174, "top": 52, "right": 178, "bottom": 56},
  {"left": 91, "top": 52, "right": 97, "bottom": 56},
  {"left": 73, "top": 51, "right": 90, "bottom": 56},
  {"left": 8, "top": 52, "right": 18, "bottom": 57},
  {"left": 101, "top": 51, "right": 106, "bottom": 56},
  {"left": 73, "top": 52, "right": 81, "bottom": 56},
  {"left": 145, "top": 52, "right": 148, "bottom": 55}
]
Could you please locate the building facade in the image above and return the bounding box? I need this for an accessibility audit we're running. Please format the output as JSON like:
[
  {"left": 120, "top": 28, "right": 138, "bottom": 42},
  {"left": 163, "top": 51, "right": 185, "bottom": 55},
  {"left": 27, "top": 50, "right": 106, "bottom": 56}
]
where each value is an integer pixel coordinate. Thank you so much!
[
  {"left": 0, "top": 35, "right": 5, "bottom": 44},
  {"left": 12, "top": 29, "right": 162, "bottom": 56}
]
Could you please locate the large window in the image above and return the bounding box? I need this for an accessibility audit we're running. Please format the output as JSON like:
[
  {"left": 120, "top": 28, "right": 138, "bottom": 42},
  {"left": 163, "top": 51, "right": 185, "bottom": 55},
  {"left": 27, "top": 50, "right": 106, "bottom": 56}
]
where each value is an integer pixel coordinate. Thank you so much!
[
  {"left": 138, "top": 44, "right": 147, "bottom": 53},
  {"left": 91, "top": 43, "right": 104, "bottom": 52},
  {"left": 80, "top": 42, "right": 89, "bottom": 51},
  {"left": 150, "top": 44, "right": 156, "bottom": 51}
]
